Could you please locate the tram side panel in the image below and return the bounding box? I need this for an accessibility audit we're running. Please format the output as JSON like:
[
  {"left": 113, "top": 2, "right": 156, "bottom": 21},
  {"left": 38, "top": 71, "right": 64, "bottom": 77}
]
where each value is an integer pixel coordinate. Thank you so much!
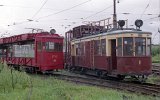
[
  {"left": 73, "top": 39, "right": 110, "bottom": 72},
  {"left": 117, "top": 57, "right": 152, "bottom": 75}
]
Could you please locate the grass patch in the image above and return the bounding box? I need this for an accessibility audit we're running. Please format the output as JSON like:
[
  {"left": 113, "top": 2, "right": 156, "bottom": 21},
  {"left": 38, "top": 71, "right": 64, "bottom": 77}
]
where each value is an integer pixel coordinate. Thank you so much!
[
  {"left": 152, "top": 54, "right": 160, "bottom": 63},
  {"left": 0, "top": 63, "right": 159, "bottom": 100},
  {"left": 147, "top": 75, "right": 160, "bottom": 84},
  {"left": 0, "top": 63, "right": 30, "bottom": 93},
  {"left": 152, "top": 45, "right": 160, "bottom": 63}
]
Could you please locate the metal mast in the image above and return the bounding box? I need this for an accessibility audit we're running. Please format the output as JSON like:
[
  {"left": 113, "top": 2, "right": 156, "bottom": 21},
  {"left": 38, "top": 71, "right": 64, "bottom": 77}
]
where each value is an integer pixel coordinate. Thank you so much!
[
  {"left": 113, "top": 0, "right": 117, "bottom": 29},
  {"left": 158, "top": 0, "right": 160, "bottom": 64}
]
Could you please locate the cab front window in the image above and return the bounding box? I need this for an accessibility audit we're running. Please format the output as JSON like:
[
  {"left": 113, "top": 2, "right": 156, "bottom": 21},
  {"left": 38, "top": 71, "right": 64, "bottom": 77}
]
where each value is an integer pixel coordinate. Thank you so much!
[
  {"left": 117, "top": 37, "right": 151, "bottom": 57},
  {"left": 146, "top": 38, "right": 151, "bottom": 56},
  {"left": 123, "top": 37, "right": 133, "bottom": 56},
  {"left": 46, "top": 42, "right": 63, "bottom": 52},
  {"left": 135, "top": 38, "right": 146, "bottom": 56}
]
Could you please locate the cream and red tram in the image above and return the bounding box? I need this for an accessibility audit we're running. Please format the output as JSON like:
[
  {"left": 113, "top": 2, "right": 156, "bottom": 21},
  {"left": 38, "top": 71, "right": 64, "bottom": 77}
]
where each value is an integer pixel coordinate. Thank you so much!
[{"left": 65, "top": 19, "right": 152, "bottom": 80}]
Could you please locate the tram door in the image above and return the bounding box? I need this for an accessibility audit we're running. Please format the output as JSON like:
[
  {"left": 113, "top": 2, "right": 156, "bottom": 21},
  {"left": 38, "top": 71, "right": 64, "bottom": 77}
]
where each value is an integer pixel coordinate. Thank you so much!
[
  {"left": 111, "top": 39, "right": 117, "bottom": 70},
  {"left": 36, "top": 41, "right": 45, "bottom": 68}
]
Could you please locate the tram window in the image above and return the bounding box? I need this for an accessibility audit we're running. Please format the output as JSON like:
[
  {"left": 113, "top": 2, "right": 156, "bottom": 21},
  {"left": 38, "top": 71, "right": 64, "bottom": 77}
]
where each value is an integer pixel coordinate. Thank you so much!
[
  {"left": 101, "top": 39, "right": 106, "bottom": 55},
  {"left": 37, "top": 42, "right": 42, "bottom": 51},
  {"left": 146, "top": 38, "right": 151, "bottom": 56},
  {"left": 0, "top": 49, "right": 2, "bottom": 57},
  {"left": 46, "top": 42, "right": 54, "bottom": 51},
  {"left": 135, "top": 38, "right": 146, "bottom": 56},
  {"left": 94, "top": 40, "right": 101, "bottom": 55},
  {"left": 76, "top": 44, "right": 78, "bottom": 55},
  {"left": 80, "top": 43, "right": 84, "bottom": 55},
  {"left": 123, "top": 37, "right": 133, "bottom": 56},
  {"left": 55, "top": 43, "right": 63, "bottom": 52},
  {"left": 0, "top": 49, "right": 5, "bottom": 57},
  {"left": 76, "top": 43, "right": 84, "bottom": 55},
  {"left": 117, "top": 38, "right": 122, "bottom": 56},
  {"left": 46, "top": 42, "right": 63, "bottom": 52},
  {"left": 76, "top": 43, "right": 80, "bottom": 55}
]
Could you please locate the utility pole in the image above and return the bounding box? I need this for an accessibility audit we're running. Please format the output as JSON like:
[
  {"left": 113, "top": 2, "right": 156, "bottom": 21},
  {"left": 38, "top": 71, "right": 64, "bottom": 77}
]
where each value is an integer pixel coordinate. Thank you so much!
[
  {"left": 113, "top": 0, "right": 117, "bottom": 29},
  {"left": 159, "top": 0, "right": 160, "bottom": 64},
  {"left": 158, "top": 28, "right": 160, "bottom": 64}
]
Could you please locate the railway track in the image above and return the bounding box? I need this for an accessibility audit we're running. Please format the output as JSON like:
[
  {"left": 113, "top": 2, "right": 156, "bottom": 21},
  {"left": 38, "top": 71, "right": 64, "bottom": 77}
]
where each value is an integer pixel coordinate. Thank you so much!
[
  {"left": 53, "top": 73, "right": 160, "bottom": 97},
  {"left": 152, "top": 64, "right": 160, "bottom": 75}
]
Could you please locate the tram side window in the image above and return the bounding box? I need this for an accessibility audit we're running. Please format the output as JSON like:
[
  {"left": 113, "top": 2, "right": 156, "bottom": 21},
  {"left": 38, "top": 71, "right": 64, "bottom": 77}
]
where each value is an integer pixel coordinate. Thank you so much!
[
  {"left": 55, "top": 43, "right": 63, "bottom": 52},
  {"left": 117, "top": 38, "right": 122, "bottom": 56},
  {"left": 135, "top": 38, "right": 146, "bottom": 56},
  {"left": 76, "top": 43, "right": 81, "bottom": 55},
  {"left": 37, "top": 42, "right": 42, "bottom": 51},
  {"left": 46, "top": 42, "right": 63, "bottom": 52},
  {"left": 94, "top": 40, "right": 101, "bottom": 55},
  {"left": 46, "top": 42, "right": 54, "bottom": 51},
  {"left": 146, "top": 38, "right": 151, "bottom": 56},
  {"left": 0, "top": 49, "right": 5, "bottom": 57},
  {"left": 0, "top": 49, "right": 2, "bottom": 57},
  {"left": 123, "top": 37, "right": 133, "bottom": 56},
  {"left": 80, "top": 43, "right": 84, "bottom": 55},
  {"left": 101, "top": 39, "right": 106, "bottom": 55}
]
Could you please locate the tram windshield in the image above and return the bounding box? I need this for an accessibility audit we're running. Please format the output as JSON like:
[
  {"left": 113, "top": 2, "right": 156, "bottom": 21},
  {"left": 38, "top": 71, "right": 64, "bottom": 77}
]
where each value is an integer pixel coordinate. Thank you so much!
[
  {"left": 37, "top": 42, "right": 63, "bottom": 52},
  {"left": 123, "top": 37, "right": 133, "bottom": 56},
  {"left": 135, "top": 38, "right": 146, "bottom": 56},
  {"left": 117, "top": 37, "right": 151, "bottom": 56},
  {"left": 45, "top": 42, "right": 63, "bottom": 52}
]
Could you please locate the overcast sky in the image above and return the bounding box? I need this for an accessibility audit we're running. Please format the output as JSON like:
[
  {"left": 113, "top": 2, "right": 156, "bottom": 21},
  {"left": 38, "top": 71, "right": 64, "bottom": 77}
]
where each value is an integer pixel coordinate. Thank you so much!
[{"left": 0, "top": 0, "right": 159, "bottom": 44}]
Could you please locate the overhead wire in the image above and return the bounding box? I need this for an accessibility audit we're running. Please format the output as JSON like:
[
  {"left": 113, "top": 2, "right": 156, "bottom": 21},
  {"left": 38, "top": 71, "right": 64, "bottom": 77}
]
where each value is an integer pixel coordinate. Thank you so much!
[
  {"left": 5, "top": 0, "right": 158, "bottom": 35},
  {"left": 36, "top": 0, "right": 92, "bottom": 20},
  {"left": 140, "top": 0, "right": 151, "bottom": 19},
  {"left": 83, "top": 5, "right": 113, "bottom": 20},
  {"left": 143, "top": 16, "right": 159, "bottom": 21},
  {"left": 120, "top": 13, "right": 158, "bottom": 16},
  {"left": 7, "top": 0, "right": 92, "bottom": 27},
  {"left": 152, "top": 31, "right": 159, "bottom": 42},
  {"left": 64, "top": 0, "right": 122, "bottom": 29},
  {"left": 0, "top": 5, "right": 36, "bottom": 9},
  {"left": 31, "top": 0, "right": 49, "bottom": 19},
  {"left": 64, "top": 5, "right": 113, "bottom": 29}
]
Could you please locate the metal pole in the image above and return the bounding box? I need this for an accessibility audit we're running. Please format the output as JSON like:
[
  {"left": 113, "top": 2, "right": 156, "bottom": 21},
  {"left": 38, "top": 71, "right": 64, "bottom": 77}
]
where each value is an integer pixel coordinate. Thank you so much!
[
  {"left": 158, "top": 28, "right": 160, "bottom": 60},
  {"left": 159, "top": 0, "right": 160, "bottom": 64},
  {"left": 113, "top": 0, "right": 117, "bottom": 29}
]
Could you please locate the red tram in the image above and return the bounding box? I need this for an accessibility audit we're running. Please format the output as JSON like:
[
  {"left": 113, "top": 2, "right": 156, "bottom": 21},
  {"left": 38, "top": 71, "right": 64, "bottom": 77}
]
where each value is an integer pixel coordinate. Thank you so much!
[
  {"left": 0, "top": 30, "right": 64, "bottom": 72},
  {"left": 65, "top": 19, "right": 152, "bottom": 80}
]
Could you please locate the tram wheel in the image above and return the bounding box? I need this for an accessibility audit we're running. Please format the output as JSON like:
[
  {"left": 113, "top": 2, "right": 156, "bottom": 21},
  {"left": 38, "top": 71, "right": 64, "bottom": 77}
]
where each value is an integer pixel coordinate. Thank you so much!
[
  {"left": 80, "top": 68, "right": 86, "bottom": 74},
  {"left": 138, "top": 75, "right": 147, "bottom": 83},
  {"left": 96, "top": 70, "right": 102, "bottom": 78},
  {"left": 117, "top": 75, "right": 125, "bottom": 80}
]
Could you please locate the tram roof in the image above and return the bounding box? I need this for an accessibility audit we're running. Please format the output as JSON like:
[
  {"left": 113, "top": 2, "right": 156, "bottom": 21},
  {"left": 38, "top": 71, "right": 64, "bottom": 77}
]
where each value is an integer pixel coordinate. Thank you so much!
[{"left": 72, "top": 29, "right": 152, "bottom": 41}]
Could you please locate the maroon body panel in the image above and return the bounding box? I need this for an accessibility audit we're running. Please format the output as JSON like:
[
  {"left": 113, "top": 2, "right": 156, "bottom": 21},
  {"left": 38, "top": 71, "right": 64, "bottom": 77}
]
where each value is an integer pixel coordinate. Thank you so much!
[
  {"left": 117, "top": 57, "right": 152, "bottom": 75},
  {"left": 71, "top": 40, "right": 110, "bottom": 71},
  {"left": 73, "top": 55, "right": 110, "bottom": 70},
  {"left": 85, "top": 41, "right": 92, "bottom": 68},
  {"left": 36, "top": 52, "right": 64, "bottom": 71},
  {"left": 94, "top": 56, "right": 110, "bottom": 70},
  {"left": 2, "top": 57, "right": 35, "bottom": 67}
]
